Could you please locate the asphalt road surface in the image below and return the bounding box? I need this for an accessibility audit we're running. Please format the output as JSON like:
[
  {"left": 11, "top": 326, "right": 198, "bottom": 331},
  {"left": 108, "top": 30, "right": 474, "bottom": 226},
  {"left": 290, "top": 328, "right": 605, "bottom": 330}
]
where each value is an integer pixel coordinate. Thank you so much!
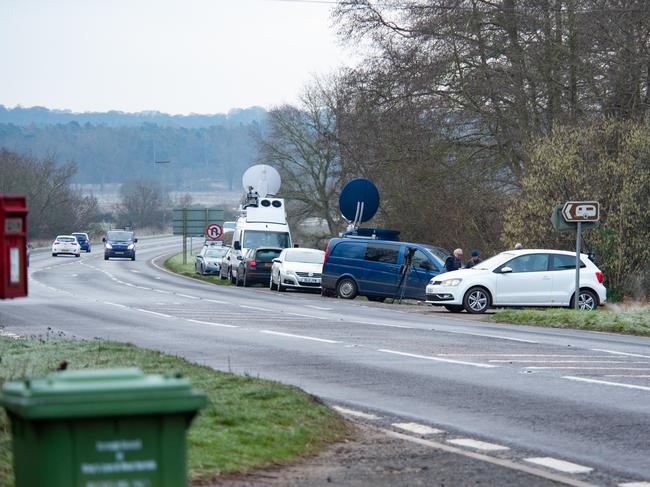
[{"left": 2, "top": 236, "right": 649, "bottom": 487}]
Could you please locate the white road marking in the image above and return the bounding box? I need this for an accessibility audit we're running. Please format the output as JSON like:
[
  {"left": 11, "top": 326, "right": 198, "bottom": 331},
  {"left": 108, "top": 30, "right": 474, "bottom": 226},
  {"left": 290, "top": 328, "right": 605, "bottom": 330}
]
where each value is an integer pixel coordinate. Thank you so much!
[
  {"left": 260, "top": 330, "right": 340, "bottom": 344},
  {"left": 204, "top": 299, "right": 227, "bottom": 304},
  {"left": 130, "top": 270, "right": 141, "bottom": 273},
  {"left": 524, "top": 457, "right": 592, "bottom": 474},
  {"left": 591, "top": 349, "right": 650, "bottom": 359},
  {"left": 447, "top": 438, "right": 509, "bottom": 451},
  {"left": 438, "top": 354, "right": 621, "bottom": 357},
  {"left": 562, "top": 376, "right": 650, "bottom": 392},
  {"left": 605, "top": 375, "right": 650, "bottom": 378},
  {"left": 176, "top": 293, "right": 199, "bottom": 299},
  {"left": 288, "top": 312, "right": 329, "bottom": 320},
  {"left": 153, "top": 289, "right": 172, "bottom": 294},
  {"left": 0, "top": 331, "right": 22, "bottom": 339},
  {"left": 134, "top": 308, "right": 172, "bottom": 318},
  {"left": 103, "top": 301, "right": 128, "bottom": 309},
  {"left": 527, "top": 367, "right": 650, "bottom": 370},
  {"left": 240, "top": 305, "right": 271, "bottom": 311},
  {"left": 332, "top": 406, "right": 379, "bottom": 420},
  {"left": 490, "top": 360, "right": 648, "bottom": 364},
  {"left": 378, "top": 349, "right": 498, "bottom": 368},
  {"left": 441, "top": 330, "right": 539, "bottom": 344},
  {"left": 392, "top": 422, "right": 443, "bottom": 435},
  {"left": 305, "top": 305, "right": 332, "bottom": 310},
  {"left": 187, "top": 319, "right": 238, "bottom": 328},
  {"left": 352, "top": 320, "right": 414, "bottom": 329},
  {"left": 619, "top": 482, "right": 650, "bottom": 487}
]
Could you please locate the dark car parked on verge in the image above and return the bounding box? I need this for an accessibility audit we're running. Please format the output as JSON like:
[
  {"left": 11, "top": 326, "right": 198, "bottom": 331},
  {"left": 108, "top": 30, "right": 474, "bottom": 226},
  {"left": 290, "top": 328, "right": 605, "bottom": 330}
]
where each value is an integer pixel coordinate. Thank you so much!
[
  {"left": 234, "top": 247, "right": 283, "bottom": 287},
  {"left": 321, "top": 237, "right": 449, "bottom": 302},
  {"left": 103, "top": 230, "right": 137, "bottom": 261},
  {"left": 72, "top": 232, "right": 91, "bottom": 252}
]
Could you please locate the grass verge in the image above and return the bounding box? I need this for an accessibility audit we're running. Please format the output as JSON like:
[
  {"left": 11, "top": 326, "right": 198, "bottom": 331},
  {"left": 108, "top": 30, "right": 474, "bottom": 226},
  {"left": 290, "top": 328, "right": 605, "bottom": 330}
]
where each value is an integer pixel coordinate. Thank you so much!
[
  {"left": 488, "top": 306, "right": 650, "bottom": 336},
  {"left": 0, "top": 337, "right": 348, "bottom": 486},
  {"left": 164, "top": 252, "right": 231, "bottom": 285}
]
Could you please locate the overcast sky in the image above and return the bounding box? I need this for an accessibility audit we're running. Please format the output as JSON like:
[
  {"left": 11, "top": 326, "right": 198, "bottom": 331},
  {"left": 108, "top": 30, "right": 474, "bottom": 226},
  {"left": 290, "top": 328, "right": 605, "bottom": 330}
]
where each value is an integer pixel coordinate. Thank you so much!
[{"left": 0, "top": 0, "right": 353, "bottom": 115}]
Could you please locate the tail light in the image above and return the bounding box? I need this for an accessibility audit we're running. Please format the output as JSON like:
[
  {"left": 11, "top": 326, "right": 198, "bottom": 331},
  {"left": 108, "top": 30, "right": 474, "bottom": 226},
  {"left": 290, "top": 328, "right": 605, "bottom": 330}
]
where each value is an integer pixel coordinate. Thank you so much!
[
  {"left": 323, "top": 240, "right": 331, "bottom": 265},
  {"left": 596, "top": 271, "right": 603, "bottom": 283},
  {"left": 247, "top": 259, "right": 256, "bottom": 268},
  {"left": 54, "top": 241, "right": 60, "bottom": 244}
]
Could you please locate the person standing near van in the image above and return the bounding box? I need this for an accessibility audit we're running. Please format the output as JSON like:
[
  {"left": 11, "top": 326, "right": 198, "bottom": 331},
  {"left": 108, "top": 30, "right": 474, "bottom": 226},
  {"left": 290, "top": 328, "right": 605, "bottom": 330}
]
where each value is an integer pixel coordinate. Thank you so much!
[
  {"left": 444, "top": 248, "right": 464, "bottom": 272},
  {"left": 465, "top": 249, "right": 481, "bottom": 268}
]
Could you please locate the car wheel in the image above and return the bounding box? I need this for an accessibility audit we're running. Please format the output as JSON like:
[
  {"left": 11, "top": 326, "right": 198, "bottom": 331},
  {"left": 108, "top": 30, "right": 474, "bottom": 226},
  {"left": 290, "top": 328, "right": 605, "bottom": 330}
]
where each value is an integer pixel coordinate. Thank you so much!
[
  {"left": 75, "top": 253, "right": 80, "bottom": 258},
  {"left": 444, "top": 305, "right": 464, "bottom": 313},
  {"left": 337, "top": 277, "right": 358, "bottom": 299},
  {"left": 131, "top": 255, "right": 136, "bottom": 261},
  {"left": 269, "top": 275, "right": 277, "bottom": 290},
  {"left": 463, "top": 287, "right": 490, "bottom": 314},
  {"left": 277, "top": 276, "right": 286, "bottom": 292},
  {"left": 571, "top": 289, "right": 598, "bottom": 311},
  {"left": 104, "top": 255, "right": 109, "bottom": 260},
  {"left": 235, "top": 271, "right": 243, "bottom": 287},
  {"left": 230, "top": 268, "right": 236, "bottom": 284},
  {"left": 52, "top": 252, "right": 57, "bottom": 257},
  {"left": 367, "top": 296, "right": 385, "bottom": 303},
  {"left": 243, "top": 272, "right": 250, "bottom": 287}
]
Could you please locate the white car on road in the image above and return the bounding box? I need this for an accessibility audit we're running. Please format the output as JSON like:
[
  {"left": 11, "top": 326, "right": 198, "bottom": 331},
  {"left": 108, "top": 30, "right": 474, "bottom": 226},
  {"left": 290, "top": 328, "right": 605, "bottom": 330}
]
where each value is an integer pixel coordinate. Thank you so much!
[
  {"left": 270, "top": 248, "right": 325, "bottom": 292},
  {"left": 426, "top": 249, "right": 606, "bottom": 313},
  {"left": 52, "top": 235, "right": 81, "bottom": 257}
]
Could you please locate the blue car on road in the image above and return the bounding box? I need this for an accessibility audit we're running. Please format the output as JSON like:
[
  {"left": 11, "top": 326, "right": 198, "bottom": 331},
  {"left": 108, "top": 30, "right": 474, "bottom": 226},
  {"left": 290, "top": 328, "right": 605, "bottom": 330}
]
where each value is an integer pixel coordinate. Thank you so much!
[
  {"left": 103, "top": 230, "right": 137, "bottom": 261},
  {"left": 72, "top": 232, "right": 91, "bottom": 252}
]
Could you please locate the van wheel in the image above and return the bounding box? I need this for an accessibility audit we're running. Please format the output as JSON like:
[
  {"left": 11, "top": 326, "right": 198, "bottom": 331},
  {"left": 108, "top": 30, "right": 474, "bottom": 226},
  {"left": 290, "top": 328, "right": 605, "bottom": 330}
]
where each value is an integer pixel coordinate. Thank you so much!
[
  {"left": 104, "top": 255, "right": 109, "bottom": 261},
  {"left": 337, "top": 278, "right": 358, "bottom": 299},
  {"left": 463, "top": 287, "right": 490, "bottom": 314}
]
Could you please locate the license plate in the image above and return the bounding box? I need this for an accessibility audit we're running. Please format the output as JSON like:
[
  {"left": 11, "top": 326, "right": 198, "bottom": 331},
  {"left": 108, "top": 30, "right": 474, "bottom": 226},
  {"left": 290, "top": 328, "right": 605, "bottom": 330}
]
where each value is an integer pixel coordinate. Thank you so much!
[
  {"left": 301, "top": 278, "right": 319, "bottom": 283},
  {"left": 114, "top": 251, "right": 124, "bottom": 255}
]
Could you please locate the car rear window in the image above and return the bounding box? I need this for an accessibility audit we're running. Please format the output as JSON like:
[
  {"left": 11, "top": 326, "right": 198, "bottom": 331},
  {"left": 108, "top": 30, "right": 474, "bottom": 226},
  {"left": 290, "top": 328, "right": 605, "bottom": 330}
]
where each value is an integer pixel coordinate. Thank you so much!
[
  {"left": 58, "top": 237, "right": 76, "bottom": 242},
  {"left": 73, "top": 233, "right": 88, "bottom": 240},
  {"left": 205, "top": 249, "right": 227, "bottom": 258},
  {"left": 551, "top": 254, "right": 586, "bottom": 270},
  {"left": 256, "top": 249, "right": 282, "bottom": 262}
]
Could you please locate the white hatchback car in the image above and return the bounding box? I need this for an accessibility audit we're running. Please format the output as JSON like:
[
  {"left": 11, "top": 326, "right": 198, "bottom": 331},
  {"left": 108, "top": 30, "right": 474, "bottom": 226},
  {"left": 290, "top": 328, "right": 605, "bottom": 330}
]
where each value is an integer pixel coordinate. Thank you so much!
[
  {"left": 426, "top": 249, "right": 606, "bottom": 313},
  {"left": 52, "top": 235, "right": 81, "bottom": 257},
  {"left": 270, "top": 248, "right": 325, "bottom": 292}
]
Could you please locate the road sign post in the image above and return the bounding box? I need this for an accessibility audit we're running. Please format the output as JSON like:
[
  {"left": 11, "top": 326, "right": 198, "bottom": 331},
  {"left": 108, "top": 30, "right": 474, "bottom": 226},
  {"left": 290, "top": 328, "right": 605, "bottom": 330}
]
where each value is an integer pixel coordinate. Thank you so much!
[{"left": 552, "top": 201, "right": 600, "bottom": 310}]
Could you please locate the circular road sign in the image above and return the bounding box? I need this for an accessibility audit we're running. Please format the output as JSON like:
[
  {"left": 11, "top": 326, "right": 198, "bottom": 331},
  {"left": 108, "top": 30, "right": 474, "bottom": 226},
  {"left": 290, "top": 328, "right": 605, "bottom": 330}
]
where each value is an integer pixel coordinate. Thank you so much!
[{"left": 205, "top": 223, "right": 223, "bottom": 240}]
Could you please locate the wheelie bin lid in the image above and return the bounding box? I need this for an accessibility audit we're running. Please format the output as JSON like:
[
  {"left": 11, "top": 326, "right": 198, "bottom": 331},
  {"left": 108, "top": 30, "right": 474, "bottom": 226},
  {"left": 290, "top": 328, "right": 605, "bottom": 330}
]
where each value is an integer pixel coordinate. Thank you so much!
[{"left": 0, "top": 368, "right": 207, "bottom": 419}]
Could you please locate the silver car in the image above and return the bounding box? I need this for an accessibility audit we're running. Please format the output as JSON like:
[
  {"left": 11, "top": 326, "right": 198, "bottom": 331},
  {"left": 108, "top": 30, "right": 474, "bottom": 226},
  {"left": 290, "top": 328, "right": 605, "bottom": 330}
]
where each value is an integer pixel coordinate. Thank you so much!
[{"left": 195, "top": 246, "right": 229, "bottom": 276}]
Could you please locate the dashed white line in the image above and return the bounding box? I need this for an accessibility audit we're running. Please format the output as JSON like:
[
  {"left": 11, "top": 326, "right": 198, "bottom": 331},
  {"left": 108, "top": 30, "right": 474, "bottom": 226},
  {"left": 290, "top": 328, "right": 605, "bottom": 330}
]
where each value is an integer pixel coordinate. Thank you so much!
[
  {"left": 562, "top": 376, "right": 650, "bottom": 392},
  {"left": 332, "top": 406, "right": 379, "bottom": 420},
  {"left": 490, "top": 360, "right": 648, "bottom": 364},
  {"left": 619, "top": 482, "right": 650, "bottom": 487},
  {"left": 187, "top": 319, "right": 238, "bottom": 328},
  {"left": 204, "top": 299, "right": 227, "bottom": 304},
  {"left": 288, "top": 312, "right": 329, "bottom": 320},
  {"left": 524, "top": 457, "right": 592, "bottom": 474},
  {"left": 134, "top": 308, "right": 172, "bottom": 318},
  {"left": 392, "top": 422, "right": 443, "bottom": 435},
  {"left": 240, "top": 305, "right": 271, "bottom": 311},
  {"left": 447, "top": 438, "right": 509, "bottom": 451},
  {"left": 305, "top": 305, "right": 332, "bottom": 310},
  {"left": 352, "top": 321, "right": 414, "bottom": 329},
  {"left": 103, "top": 301, "right": 128, "bottom": 309},
  {"left": 441, "top": 330, "right": 539, "bottom": 344},
  {"left": 527, "top": 367, "right": 650, "bottom": 370},
  {"left": 606, "top": 375, "right": 650, "bottom": 378},
  {"left": 176, "top": 293, "right": 199, "bottom": 299},
  {"left": 260, "top": 330, "right": 340, "bottom": 344},
  {"left": 591, "top": 349, "right": 650, "bottom": 359},
  {"left": 378, "top": 349, "right": 498, "bottom": 368},
  {"left": 130, "top": 270, "right": 141, "bottom": 273}
]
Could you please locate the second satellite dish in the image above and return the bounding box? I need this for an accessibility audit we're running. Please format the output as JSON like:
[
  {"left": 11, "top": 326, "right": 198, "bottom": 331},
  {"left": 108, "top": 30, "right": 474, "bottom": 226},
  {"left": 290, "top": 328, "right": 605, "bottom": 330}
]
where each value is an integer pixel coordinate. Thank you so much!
[
  {"left": 339, "top": 178, "right": 380, "bottom": 224},
  {"left": 242, "top": 165, "right": 281, "bottom": 197}
]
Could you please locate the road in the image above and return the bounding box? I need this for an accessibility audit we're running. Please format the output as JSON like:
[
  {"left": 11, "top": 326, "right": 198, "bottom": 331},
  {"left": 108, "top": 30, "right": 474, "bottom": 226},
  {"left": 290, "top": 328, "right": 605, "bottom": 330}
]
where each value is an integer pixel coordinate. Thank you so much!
[{"left": 2, "top": 235, "right": 649, "bottom": 486}]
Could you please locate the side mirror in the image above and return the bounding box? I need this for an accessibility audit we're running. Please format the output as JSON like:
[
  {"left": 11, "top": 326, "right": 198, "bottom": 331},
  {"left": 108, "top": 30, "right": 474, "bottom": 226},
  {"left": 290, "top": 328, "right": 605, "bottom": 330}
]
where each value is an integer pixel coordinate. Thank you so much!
[
  {"left": 293, "top": 243, "right": 299, "bottom": 248},
  {"left": 500, "top": 266, "right": 513, "bottom": 274},
  {"left": 134, "top": 238, "right": 138, "bottom": 243},
  {"left": 102, "top": 237, "right": 106, "bottom": 242},
  {"left": 272, "top": 258, "right": 280, "bottom": 263},
  {"left": 234, "top": 241, "right": 241, "bottom": 250}
]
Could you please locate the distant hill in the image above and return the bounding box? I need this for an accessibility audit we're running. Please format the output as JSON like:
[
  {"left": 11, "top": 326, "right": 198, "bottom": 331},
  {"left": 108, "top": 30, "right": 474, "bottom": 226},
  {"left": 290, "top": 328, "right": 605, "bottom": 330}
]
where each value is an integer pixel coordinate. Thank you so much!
[
  {"left": 0, "top": 104, "right": 267, "bottom": 128},
  {"left": 0, "top": 105, "right": 268, "bottom": 189}
]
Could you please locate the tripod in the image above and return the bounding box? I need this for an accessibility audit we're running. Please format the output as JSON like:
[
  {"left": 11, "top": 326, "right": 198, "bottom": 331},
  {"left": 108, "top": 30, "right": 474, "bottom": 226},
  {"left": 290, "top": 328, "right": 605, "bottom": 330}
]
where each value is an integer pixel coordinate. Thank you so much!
[{"left": 395, "top": 247, "right": 416, "bottom": 303}]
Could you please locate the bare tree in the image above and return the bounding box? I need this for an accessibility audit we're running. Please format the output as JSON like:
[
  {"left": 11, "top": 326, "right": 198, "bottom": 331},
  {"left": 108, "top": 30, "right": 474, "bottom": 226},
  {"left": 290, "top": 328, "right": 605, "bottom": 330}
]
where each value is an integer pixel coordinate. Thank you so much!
[{"left": 114, "top": 180, "right": 170, "bottom": 231}]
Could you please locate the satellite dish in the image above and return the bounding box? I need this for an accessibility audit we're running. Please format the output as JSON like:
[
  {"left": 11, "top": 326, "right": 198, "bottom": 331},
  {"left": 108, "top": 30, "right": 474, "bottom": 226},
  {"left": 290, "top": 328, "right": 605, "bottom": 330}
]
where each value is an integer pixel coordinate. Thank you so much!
[
  {"left": 242, "top": 165, "right": 281, "bottom": 197},
  {"left": 339, "top": 178, "right": 380, "bottom": 224}
]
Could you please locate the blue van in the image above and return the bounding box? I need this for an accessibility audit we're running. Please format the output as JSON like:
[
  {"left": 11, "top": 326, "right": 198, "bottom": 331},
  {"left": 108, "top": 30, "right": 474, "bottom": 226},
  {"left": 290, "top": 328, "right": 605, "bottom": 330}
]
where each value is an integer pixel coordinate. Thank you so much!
[{"left": 321, "top": 238, "right": 450, "bottom": 301}]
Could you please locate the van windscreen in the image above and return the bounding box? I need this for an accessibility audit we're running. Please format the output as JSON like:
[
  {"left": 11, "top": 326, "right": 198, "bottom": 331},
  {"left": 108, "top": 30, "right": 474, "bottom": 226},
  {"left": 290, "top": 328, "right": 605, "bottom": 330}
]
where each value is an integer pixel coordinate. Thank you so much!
[{"left": 243, "top": 231, "right": 290, "bottom": 249}]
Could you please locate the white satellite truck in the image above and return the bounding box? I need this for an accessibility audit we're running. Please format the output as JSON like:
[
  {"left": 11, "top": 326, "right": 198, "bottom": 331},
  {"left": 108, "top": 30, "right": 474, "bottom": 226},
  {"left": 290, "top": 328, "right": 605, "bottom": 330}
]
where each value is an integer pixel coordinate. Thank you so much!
[{"left": 223, "top": 165, "right": 293, "bottom": 283}]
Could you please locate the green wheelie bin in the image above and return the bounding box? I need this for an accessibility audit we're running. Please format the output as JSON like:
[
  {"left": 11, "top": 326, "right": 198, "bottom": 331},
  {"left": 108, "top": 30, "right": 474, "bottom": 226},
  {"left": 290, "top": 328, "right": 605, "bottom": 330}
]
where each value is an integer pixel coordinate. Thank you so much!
[{"left": 0, "top": 367, "right": 207, "bottom": 487}]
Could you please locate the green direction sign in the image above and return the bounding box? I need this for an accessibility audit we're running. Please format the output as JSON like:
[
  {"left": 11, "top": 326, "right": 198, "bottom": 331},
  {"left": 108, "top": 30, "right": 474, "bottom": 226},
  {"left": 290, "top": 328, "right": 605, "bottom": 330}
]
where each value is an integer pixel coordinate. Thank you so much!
[
  {"left": 550, "top": 205, "right": 600, "bottom": 232},
  {"left": 172, "top": 207, "right": 224, "bottom": 237}
]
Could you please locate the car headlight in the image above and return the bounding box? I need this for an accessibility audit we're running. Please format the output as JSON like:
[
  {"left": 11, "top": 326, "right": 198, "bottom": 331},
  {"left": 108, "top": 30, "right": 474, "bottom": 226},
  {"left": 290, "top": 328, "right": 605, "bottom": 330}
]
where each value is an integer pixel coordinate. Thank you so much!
[
  {"left": 105, "top": 243, "right": 112, "bottom": 249},
  {"left": 441, "top": 278, "right": 463, "bottom": 286},
  {"left": 127, "top": 243, "right": 135, "bottom": 249}
]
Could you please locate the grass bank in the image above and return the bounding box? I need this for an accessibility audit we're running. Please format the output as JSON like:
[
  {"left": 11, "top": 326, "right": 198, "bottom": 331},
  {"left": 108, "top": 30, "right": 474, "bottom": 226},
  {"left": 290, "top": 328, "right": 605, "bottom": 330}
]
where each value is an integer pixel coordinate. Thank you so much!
[
  {"left": 164, "top": 252, "right": 231, "bottom": 285},
  {"left": 488, "top": 306, "right": 650, "bottom": 336},
  {"left": 0, "top": 337, "right": 347, "bottom": 486}
]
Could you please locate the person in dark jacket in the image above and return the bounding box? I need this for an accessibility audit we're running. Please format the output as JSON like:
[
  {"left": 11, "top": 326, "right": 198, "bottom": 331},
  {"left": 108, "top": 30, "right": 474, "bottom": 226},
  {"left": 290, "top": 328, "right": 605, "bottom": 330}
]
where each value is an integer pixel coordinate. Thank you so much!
[
  {"left": 444, "top": 248, "right": 464, "bottom": 272},
  {"left": 465, "top": 249, "right": 482, "bottom": 268}
]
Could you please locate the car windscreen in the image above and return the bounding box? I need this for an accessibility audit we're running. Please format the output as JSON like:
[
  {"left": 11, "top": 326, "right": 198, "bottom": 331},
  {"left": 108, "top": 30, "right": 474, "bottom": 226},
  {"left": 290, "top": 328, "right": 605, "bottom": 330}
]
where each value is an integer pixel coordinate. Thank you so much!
[
  {"left": 423, "top": 245, "right": 451, "bottom": 263},
  {"left": 243, "top": 231, "right": 290, "bottom": 249},
  {"left": 205, "top": 249, "right": 227, "bottom": 258},
  {"left": 471, "top": 252, "right": 513, "bottom": 270},
  {"left": 255, "top": 249, "right": 282, "bottom": 262},
  {"left": 107, "top": 231, "right": 134, "bottom": 241},
  {"left": 285, "top": 250, "right": 324, "bottom": 263}
]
